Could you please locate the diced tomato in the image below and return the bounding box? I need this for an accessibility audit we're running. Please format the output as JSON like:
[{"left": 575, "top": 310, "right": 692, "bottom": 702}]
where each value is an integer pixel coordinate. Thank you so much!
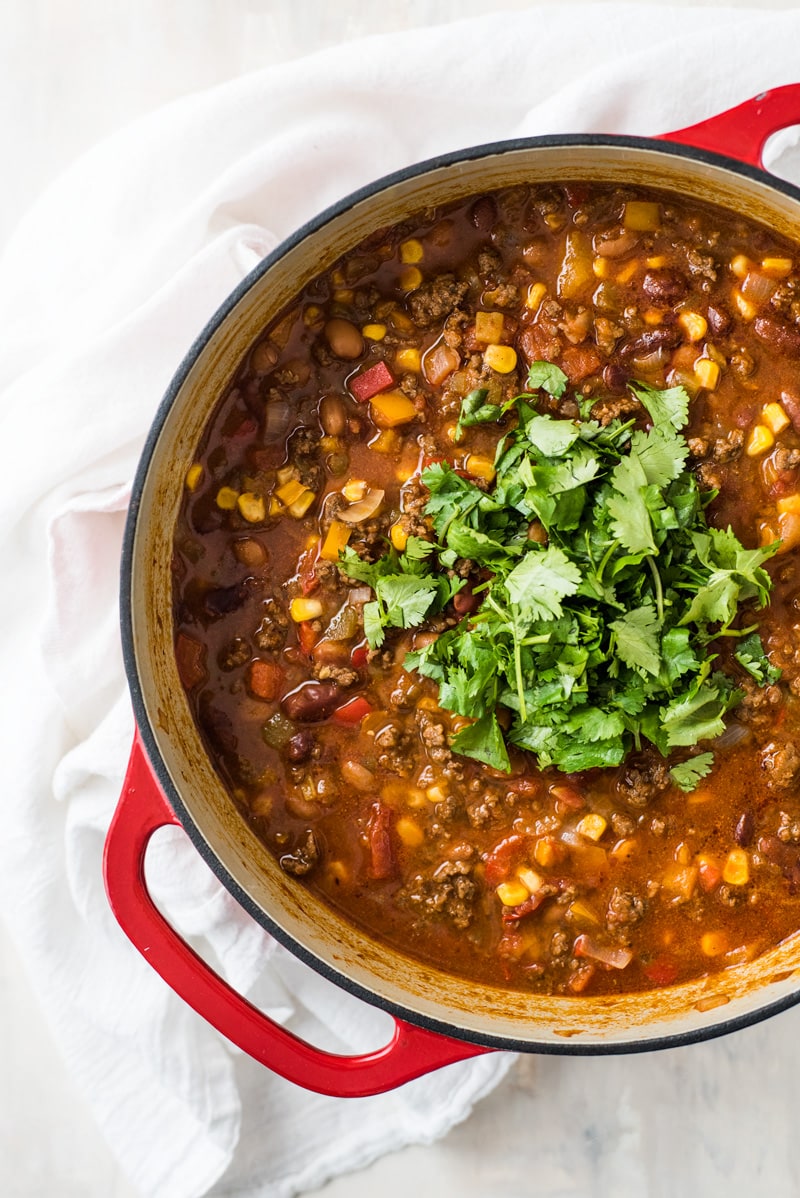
[
  {"left": 351, "top": 642, "right": 369, "bottom": 669},
  {"left": 231, "top": 415, "right": 258, "bottom": 438},
  {"left": 697, "top": 859, "right": 722, "bottom": 892},
  {"left": 484, "top": 834, "right": 530, "bottom": 888},
  {"left": 350, "top": 361, "right": 394, "bottom": 402},
  {"left": 550, "top": 784, "right": 585, "bottom": 812},
  {"left": 175, "top": 632, "right": 207, "bottom": 689},
  {"left": 297, "top": 621, "right": 319, "bottom": 654},
  {"left": 567, "top": 962, "right": 596, "bottom": 993},
  {"left": 246, "top": 659, "right": 283, "bottom": 701},
  {"left": 332, "top": 695, "right": 373, "bottom": 724},
  {"left": 501, "top": 891, "right": 549, "bottom": 923},
  {"left": 642, "top": 957, "right": 679, "bottom": 987},
  {"left": 560, "top": 345, "right": 602, "bottom": 384},
  {"left": 367, "top": 802, "right": 396, "bottom": 880}
]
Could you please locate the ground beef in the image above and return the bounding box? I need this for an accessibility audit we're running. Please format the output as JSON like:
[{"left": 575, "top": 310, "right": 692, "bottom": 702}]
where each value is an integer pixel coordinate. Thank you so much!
[
  {"left": 254, "top": 598, "right": 289, "bottom": 651},
  {"left": 408, "top": 275, "right": 470, "bottom": 328},
  {"left": 687, "top": 429, "right": 744, "bottom": 463},
  {"left": 466, "top": 791, "right": 502, "bottom": 829},
  {"left": 590, "top": 395, "right": 642, "bottom": 426},
  {"left": 730, "top": 347, "right": 756, "bottom": 379},
  {"left": 774, "top": 447, "right": 800, "bottom": 470},
  {"left": 287, "top": 426, "right": 324, "bottom": 492},
  {"left": 683, "top": 245, "right": 718, "bottom": 282},
  {"left": 404, "top": 859, "right": 477, "bottom": 929},
  {"left": 611, "top": 811, "right": 636, "bottom": 838},
  {"left": 485, "top": 282, "right": 520, "bottom": 308},
  {"left": 738, "top": 678, "right": 783, "bottom": 728},
  {"left": 279, "top": 829, "right": 319, "bottom": 877},
  {"left": 399, "top": 475, "right": 432, "bottom": 539},
  {"left": 616, "top": 759, "right": 670, "bottom": 808},
  {"left": 606, "top": 888, "right": 645, "bottom": 930},
  {"left": 219, "top": 637, "right": 251, "bottom": 671},
  {"left": 771, "top": 277, "right": 800, "bottom": 324},
  {"left": 761, "top": 740, "right": 800, "bottom": 789},
  {"left": 416, "top": 710, "right": 462, "bottom": 780},
  {"left": 312, "top": 663, "right": 359, "bottom": 687},
  {"left": 777, "top": 811, "right": 800, "bottom": 843},
  {"left": 373, "top": 721, "right": 413, "bottom": 775}
]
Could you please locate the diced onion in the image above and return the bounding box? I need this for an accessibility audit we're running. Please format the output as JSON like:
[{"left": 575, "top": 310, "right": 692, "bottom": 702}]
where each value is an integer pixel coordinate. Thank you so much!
[
  {"left": 714, "top": 721, "right": 752, "bottom": 750},
  {"left": 740, "top": 270, "right": 777, "bottom": 307},
  {"left": 573, "top": 934, "right": 633, "bottom": 970},
  {"left": 339, "top": 487, "right": 385, "bottom": 524},
  {"left": 348, "top": 586, "right": 373, "bottom": 605},
  {"left": 264, "top": 395, "right": 290, "bottom": 441}
]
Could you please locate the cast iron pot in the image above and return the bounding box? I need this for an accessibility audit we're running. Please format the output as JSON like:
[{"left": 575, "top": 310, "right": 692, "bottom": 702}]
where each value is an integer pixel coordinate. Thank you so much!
[{"left": 106, "top": 85, "right": 800, "bottom": 1097}]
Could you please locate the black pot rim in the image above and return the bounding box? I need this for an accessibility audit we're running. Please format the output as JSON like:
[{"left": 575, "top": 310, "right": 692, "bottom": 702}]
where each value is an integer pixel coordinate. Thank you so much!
[{"left": 120, "top": 131, "right": 800, "bottom": 1058}]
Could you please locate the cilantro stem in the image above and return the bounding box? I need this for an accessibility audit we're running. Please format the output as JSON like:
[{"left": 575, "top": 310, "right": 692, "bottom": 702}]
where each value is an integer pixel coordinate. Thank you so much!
[{"left": 648, "top": 556, "right": 664, "bottom": 622}]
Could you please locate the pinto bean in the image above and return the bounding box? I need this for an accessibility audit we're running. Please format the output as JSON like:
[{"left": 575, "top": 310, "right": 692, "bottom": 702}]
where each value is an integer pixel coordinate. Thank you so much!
[
  {"left": 319, "top": 394, "right": 347, "bottom": 436},
  {"left": 250, "top": 339, "right": 278, "bottom": 373},
  {"left": 281, "top": 681, "right": 341, "bottom": 722},
  {"left": 754, "top": 315, "right": 800, "bottom": 356},
  {"left": 232, "top": 537, "right": 267, "bottom": 567},
  {"left": 641, "top": 269, "right": 687, "bottom": 305},
  {"left": 324, "top": 318, "right": 364, "bottom": 360},
  {"left": 341, "top": 759, "right": 376, "bottom": 791}
]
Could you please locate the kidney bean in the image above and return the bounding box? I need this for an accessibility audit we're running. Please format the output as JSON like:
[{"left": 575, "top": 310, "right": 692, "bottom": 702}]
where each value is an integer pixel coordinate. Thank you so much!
[
  {"left": 754, "top": 315, "right": 800, "bottom": 356},
  {"left": 470, "top": 195, "right": 497, "bottom": 231},
  {"left": 734, "top": 810, "right": 755, "bottom": 847},
  {"left": 324, "top": 318, "right": 364, "bottom": 360},
  {"left": 280, "top": 681, "right": 341, "bottom": 722},
  {"left": 706, "top": 303, "right": 732, "bottom": 337},
  {"left": 641, "top": 269, "right": 687, "bottom": 305},
  {"left": 602, "top": 363, "right": 628, "bottom": 392},
  {"left": 453, "top": 585, "right": 481, "bottom": 616},
  {"left": 204, "top": 577, "right": 258, "bottom": 617},
  {"left": 287, "top": 730, "right": 316, "bottom": 763},
  {"left": 618, "top": 325, "right": 681, "bottom": 360},
  {"left": 319, "top": 393, "right": 347, "bottom": 436}
]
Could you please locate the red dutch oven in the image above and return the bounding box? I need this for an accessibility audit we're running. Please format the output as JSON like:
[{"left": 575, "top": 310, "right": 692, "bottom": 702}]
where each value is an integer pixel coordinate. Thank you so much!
[{"left": 106, "top": 86, "right": 800, "bottom": 1097}]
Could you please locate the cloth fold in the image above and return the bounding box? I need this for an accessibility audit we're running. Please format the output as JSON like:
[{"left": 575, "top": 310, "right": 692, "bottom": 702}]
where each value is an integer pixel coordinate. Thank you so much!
[{"left": 3, "top": 5, "right": 800, "bottom": 1196}]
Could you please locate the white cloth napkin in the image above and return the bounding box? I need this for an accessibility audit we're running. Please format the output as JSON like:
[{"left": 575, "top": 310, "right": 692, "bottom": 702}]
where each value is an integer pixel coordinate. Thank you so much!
[{"left": 3, "top": 5, "right": 800, "bottom": 1196}]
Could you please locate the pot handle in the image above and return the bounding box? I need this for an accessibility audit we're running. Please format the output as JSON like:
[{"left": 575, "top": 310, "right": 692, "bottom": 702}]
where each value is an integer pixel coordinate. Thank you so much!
[
  {"left": 103, "top": 732, "right": 490, "bottom": 1097},
  {"left": 659, "top": 83, "right": 800, "bottom": 169}
]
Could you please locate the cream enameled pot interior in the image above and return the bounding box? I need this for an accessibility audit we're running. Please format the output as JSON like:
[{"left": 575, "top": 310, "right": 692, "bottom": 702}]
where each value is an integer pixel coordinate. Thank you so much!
[{"left": 127, "top": 140, "right": 800, "bottom": 1050}]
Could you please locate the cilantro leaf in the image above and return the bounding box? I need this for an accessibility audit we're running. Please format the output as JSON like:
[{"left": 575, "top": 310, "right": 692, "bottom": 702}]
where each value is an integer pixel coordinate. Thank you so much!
[
  {"left": 610, "top": 604, "right": 662, "bottom": 676},
  {"left": 526, "top": 361, "right": 569, "bottom": 398},
  {"left": 451, "top": 712, "right": 511, "bottom": 771},
  {"left": 630, "top": 380, "right": 690, "bottom": 430},
  {"left": 505, "top": 546, "right": 581, "bottom": 620},
  {"left": 454, "top": 388, "right": 501, "bottom": 442},
  {"left": 734, "top": 632, "right": 782, "bottom": 685},
  {"left": 669, "top": 752, "right": 715, "bottom": 793}
]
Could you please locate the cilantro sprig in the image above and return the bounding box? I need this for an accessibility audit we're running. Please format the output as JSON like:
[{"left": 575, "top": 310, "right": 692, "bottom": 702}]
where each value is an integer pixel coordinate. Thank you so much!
[{"left": 340, "top": 363, "right": 780, "bottom": 787}]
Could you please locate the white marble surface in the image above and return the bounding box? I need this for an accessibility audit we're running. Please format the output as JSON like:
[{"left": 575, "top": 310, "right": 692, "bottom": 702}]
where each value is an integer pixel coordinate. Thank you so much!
[{"left": 3, "top": 2, "right": 800, "bottom": 1196}]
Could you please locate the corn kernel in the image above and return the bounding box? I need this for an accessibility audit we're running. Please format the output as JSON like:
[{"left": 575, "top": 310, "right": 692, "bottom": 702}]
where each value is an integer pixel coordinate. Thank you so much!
[
  {"left": 475, "top": 310, "right": 505, "bottom": 345},
  {"left": 678, "top": 311, "right": 708, "bottom": 342},
  {"left": 517, "top": 868, "right": 544, "bottom": 894},
  {"left": 623, "top": 201, "right": 660, "bottom": 231},
  {"left": 761, "top": 257, "right": 793, "bottom": 278},
  {"left": 576, "top": 814, "right": 607, "bottom": 842},
  {"left": 333, "top": 288, "right": 354, "bottom": 303},
  {"left": 389, "top": 308, "right": 414, "bottom": 333},
  {"left": 362, "top": 323, "right": 387, "bottom": 341},
  {"left": 303, "top": 304, "right": 323, "bottom": 326},
  {"left": 330, "top": 268, "right": 346, "bottom": 286},
  {"left": 289, "top": 596, "right": 323, "bottom": 622},
  {"left": 722, "top": 848, "right": 749, "bottom": 886},
  {"left": 395, "top": 817, "right": 424, "bottom": 847},
  {"left": 733, "top": 288, "right": 757, "bottom": 320},
  {"left": 762, "top": 402, "right": 790, "bottom": 435},
  {"left": 643, "top": 308, "right": 665, "bottom": 326},
  {"left": 342, "top": 478, "right": 367, "bottom": 502},
  {"left": 319, "top": 435, "right": 341, "bottom": 453},
  {"left": 567, "top": 900, "right": 601, "bottom": 925},
  {"left": 646, "top": 255, "right": 668, "bottom": 268},
  {"left": 497, "top": 880, "right": 530, "bottom": 908},
  {"left": 268, "top": 496, "right": 283, "bottom": 516},
  {"left": 426, "top": 784, "right": 448, "bottom": 804},
  {"left": 185, "top": 463, "right": 203, "bottom": 492},
  {"left": 237, "top": 492, "right": 266, "bottom": 523},
  {"left": 700, "top": 931, "right": 728, "bottom": 957},
  {"left": 746, "top": 423, "right": 775, "bottom": 456},
  {"left": 399, "top": 238, "right": 424, "bottom": 264},
  {"left": 616, "top": 259, "right": 640, "bottom": 285},
  {"left": 465, "top": 453, "right": 496, "bottom": 482},
  {"left": 288, "top": 488, "right": 316, "bottom": 519},
  {"left": 320, "top": 519, "right": 351, "bottom": 562},
  {"left": 534, "top": 838, "right": 557, "bottom": 868},
  {"left": 778, "top": 493, "right": 800, "bottom": 515},
  {"left": 591, "top": 257, "right": 609, "bottom": 279},
  {"left": 483, "top": 344, "right": 518, "bottom": 374},
  {"left": 543, "top": 212, "right": 564, "bottom": 231},
  {"left": 395, "top": 346, "right": 421, "bottom": 372},
  {"left": 390, "top": 522, "right": 408, "bottom": 552},
  {"left": 526, "top": 281, "right": 547, "bottom": 309},
  {"left": 370, "top": 429, "right": 399, "bottom": 453},
  {"left": 730, "top": 254, "right": 751, "bottom": 280},
  {"left": 399, "top": 266, "right": 423, "bottom": 291},
  {"left": 215, "top": 486, "right": 239, "bottom": 510},
  {"left": 276, "top": 478, "right": 307, "bottom": 506},
  {"left": 694, "top": 358, "right": 720, "bottom": 391}
]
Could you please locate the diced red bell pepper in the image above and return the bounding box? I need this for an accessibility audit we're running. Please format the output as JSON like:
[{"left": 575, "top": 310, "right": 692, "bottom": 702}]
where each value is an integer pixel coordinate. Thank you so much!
[
  {"left": 297, "top": 621, "right": 319, "bottom": 654},
  {"left": 175, "top": 633, "right": 207, "bottom": 690},
  {"left": 367, "top": 802, "right": 396, "bottom": 880},
  {"left": 642, "top": 957, "right": 679, "bottom": 987},
  {"left": 349, "top": 361, "right": 394, "bottom": 402},
  {"left": 351, "top": 642, "right": 369, "bottom": 669},
  {"left": 332, "top": 695, "right": 373, "bottom": 725}
]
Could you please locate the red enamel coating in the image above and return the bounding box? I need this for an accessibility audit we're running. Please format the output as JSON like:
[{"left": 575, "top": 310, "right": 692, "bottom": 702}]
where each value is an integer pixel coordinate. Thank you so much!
[
  {"left": 660, "top": 84, "right": 800, "bottom": 168},
  {"left": 108, "top": 84, "right": 800, "bottom": 1093},
  {"left": 103, "top": 732, "right": 489, "bottom": 1097}
]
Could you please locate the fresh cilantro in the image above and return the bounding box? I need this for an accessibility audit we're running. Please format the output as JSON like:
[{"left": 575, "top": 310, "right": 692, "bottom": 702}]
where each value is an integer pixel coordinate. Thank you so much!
[
  {"left": 339, "top": 368, "right": 780, "bottom": 778},
  {"left": 526, "top": 360, "right": 569, "bottom": 398},
  {"left": 734, "top": 632, "right": 782, "bottom": 685},
  {"left": 669, "top": 752, "right": 715, "bottom": 793}
]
